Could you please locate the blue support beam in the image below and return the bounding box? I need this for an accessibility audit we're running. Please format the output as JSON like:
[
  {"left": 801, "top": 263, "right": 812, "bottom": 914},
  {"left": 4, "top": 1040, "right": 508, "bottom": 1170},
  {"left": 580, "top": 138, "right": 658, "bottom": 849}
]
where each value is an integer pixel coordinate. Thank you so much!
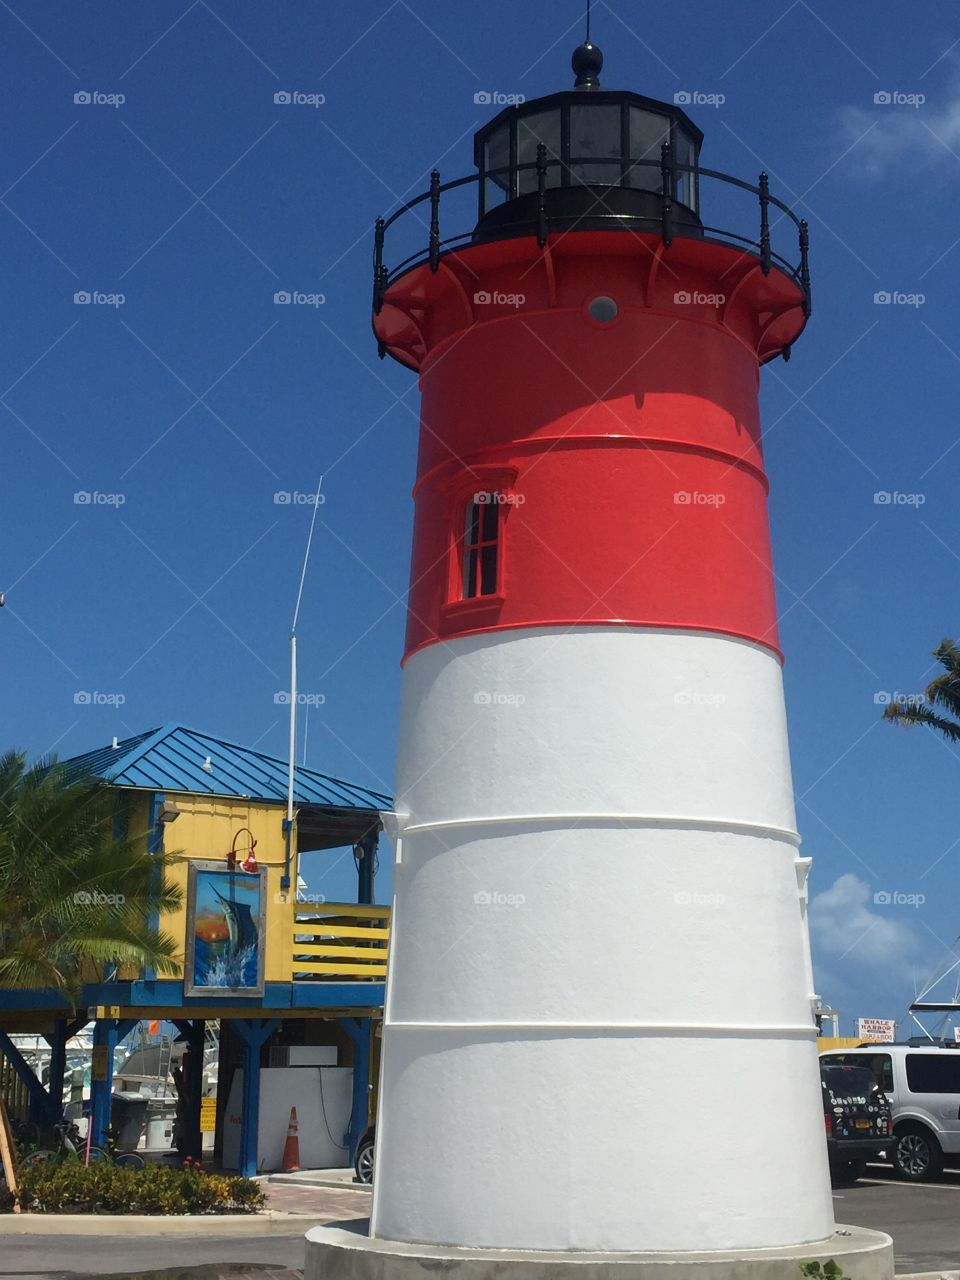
[
  {"left": 173, "top": 1019, "right": 205, "bottom": 1161},
  {"left": 356, "top": 829, "right": 378, "bottom": 905},
  {"left": 43, "top": 1020, "right": 68, "bottom": 1123},
  {"left": 89, "top": 1019, "right": 137, "bottom": 1146},
  {"left": 0, "top": 978, "right": 386, "bottom": 1013},
  {"left": 143, "top": 792, "right": 165, "bottom": 982},
  {"left": 232, "top": 1018, "right": 279, "bottom": 1177},
  {"left": 89, "top": 1019, "right": 118, "bottom": 1146},
  {"left": 338, "top": 1016, "right": 371, "bottom": 1161},
  {"left": 0, "top": 1029, "right": 56, "bottom": 1124}
]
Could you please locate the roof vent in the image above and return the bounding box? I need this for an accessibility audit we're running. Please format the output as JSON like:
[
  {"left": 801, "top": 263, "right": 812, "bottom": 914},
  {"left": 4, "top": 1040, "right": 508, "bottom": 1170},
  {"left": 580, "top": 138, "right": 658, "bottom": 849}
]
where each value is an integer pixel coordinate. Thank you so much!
[
  {"left": 202, "top": 756, "right": 213, "bottom": 772},
  {"left": 111, "top": 737, "right": 119, "bottom": 749}
]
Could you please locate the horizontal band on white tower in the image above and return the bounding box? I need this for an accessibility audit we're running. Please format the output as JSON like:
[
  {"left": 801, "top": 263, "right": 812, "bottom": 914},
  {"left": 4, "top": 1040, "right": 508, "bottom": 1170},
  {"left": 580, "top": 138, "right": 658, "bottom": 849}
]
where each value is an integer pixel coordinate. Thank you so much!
[
  {"left": 383, "top": 1020, "right": 819, "bottom": 1036},
  {"left": 401, "top": 813, "right": 801, "bottom": 844}
]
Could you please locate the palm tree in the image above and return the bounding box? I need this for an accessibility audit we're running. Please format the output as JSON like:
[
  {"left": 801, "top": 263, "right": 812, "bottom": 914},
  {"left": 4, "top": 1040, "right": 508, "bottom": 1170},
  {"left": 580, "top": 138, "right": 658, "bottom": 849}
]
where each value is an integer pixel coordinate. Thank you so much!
[
  {"left": 0, "top": 751, "right": 182, "bottom": 996},
  {"left": 882, "top": 638, "right": 960, "bottom": 743}
]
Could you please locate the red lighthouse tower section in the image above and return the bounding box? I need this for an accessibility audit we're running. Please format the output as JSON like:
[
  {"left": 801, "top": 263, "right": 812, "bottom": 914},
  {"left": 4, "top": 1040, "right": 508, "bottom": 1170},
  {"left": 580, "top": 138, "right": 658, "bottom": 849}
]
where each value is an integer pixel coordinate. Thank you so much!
[{"left": 378, "top": 229, "right": 806, "bottom": 665}]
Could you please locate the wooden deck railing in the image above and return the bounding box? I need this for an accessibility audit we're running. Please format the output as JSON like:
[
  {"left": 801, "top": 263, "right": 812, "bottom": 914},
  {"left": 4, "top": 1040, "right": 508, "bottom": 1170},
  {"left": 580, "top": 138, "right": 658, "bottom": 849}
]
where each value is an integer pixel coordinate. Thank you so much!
[{"left": 289, "top": 903, "right": 390, "bottom": 982}]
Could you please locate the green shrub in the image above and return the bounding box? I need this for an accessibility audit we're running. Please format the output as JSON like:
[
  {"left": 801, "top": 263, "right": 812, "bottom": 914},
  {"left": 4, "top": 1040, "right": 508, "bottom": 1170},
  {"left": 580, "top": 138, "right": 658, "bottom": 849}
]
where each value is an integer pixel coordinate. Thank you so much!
[{"left": 10, "top": 1157, "right": 266, "bottom": 1215}]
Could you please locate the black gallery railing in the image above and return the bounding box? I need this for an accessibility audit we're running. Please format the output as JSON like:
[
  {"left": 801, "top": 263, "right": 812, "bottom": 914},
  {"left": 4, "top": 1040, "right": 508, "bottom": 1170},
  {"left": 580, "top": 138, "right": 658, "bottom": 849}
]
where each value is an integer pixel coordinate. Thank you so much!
[{"left": 373, "top": 142, "right": 810, "bottom": 320}]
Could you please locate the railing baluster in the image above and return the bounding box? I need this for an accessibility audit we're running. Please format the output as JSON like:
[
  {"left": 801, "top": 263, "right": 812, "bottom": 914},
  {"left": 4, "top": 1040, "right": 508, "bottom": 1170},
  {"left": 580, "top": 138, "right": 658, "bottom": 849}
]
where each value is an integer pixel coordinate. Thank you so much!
[
  {"left": 372, "top": 166, "right": 812, "bottom": 335},
  {"left": 429, "top": 169, "right": 441, "bottom": 272},
  {"left": 660, "top": 141, "right": 673, "bottom": 247},
  {"left": 758, "top": 172, "right": 771, "bottom": 276},
  {"left": 799, "top": 218, "right": 811, "bottom": 317},
  {"left": 373, "top": 216, "right": 385, "bottom": 314},
  {"left": 536, "top": 143, "right": 548, "bottom": 248}
]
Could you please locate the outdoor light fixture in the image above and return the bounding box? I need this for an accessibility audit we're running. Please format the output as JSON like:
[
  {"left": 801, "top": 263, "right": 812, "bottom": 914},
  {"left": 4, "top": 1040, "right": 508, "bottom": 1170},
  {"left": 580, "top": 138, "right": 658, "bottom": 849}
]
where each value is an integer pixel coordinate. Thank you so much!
[
  {"left": 227, "top": 827, "right": 258, "bottom": 873},
  {"left": 157, "top": 799, "right": 181, "bottom": 824}
]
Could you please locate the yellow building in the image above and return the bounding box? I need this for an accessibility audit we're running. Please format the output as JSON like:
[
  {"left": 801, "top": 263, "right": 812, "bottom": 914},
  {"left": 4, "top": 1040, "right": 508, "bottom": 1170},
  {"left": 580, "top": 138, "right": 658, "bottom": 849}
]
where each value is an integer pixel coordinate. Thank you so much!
[{"left": 0, "top": 723, "right": 392, "bottom": 1175}]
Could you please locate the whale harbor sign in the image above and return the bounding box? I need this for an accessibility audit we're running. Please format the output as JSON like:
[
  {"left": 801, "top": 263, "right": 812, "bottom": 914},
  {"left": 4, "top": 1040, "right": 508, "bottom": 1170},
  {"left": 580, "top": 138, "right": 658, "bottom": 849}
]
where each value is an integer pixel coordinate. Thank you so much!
[{"left": 857, "top": 1018, "right": 896, "bottom": 1043}]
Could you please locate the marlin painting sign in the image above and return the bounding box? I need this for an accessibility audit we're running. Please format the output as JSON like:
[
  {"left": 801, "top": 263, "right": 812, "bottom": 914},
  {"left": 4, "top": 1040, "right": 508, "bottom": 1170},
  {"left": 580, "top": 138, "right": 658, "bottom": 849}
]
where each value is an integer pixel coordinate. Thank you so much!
[{"left": 184, "top": 860, "right": 267, "bottom": 997}]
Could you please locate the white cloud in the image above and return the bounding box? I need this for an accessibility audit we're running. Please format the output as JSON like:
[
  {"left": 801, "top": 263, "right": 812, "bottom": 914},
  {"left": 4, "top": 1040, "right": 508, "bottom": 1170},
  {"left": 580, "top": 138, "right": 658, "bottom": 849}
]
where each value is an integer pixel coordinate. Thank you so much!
[
  {"left": 840, "top": 91, "right": 960, "bottom": 177},
  {"left": 810, "top": 872, "right": 923, "bottom": 971}
]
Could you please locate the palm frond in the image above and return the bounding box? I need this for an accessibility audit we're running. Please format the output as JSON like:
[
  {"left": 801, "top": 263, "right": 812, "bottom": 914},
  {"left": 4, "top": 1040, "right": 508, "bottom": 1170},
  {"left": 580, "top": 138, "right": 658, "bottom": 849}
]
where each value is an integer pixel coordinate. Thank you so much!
[
  {"left": 883, "top": 701, "right": 960, "bottom": 742},
  {"left": 0, "top": 755, "right": 184, "bottom": 997}
]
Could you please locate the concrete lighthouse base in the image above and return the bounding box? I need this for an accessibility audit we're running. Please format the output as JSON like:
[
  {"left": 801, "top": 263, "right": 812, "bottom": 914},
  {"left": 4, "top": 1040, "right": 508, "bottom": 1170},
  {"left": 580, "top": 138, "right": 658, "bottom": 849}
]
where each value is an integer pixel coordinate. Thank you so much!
[{"left": 304, "top": 1221, "right": 894, "bottom": 1280}]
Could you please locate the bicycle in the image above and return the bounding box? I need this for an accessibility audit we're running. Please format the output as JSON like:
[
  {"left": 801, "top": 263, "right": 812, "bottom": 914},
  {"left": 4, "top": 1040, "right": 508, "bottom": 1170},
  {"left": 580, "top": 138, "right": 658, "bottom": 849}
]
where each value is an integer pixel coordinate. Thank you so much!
[{"left": 21, "top": 1119, "right": 144, "bottom": 1171}]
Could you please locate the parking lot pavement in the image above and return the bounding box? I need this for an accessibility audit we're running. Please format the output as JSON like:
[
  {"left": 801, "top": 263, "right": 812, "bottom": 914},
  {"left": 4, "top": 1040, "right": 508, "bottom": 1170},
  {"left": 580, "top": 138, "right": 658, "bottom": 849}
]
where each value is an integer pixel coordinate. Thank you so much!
[
  {"left": 2, "top": 1173, "right": 957, "bottom": 1278},
  {"left": 834, "top": 1164, "right": 960, "bottom": 1274},
  {"left": 0, "top": 1234, "right": 306, "bottom": 1279},
  {"left": 0, "top": 1183, "right": 372, "bottom": 1278}
]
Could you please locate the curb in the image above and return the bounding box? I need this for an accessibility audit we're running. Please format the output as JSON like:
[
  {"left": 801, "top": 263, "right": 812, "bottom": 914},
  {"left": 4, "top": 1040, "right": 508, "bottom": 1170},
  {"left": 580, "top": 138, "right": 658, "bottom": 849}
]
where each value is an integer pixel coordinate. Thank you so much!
[
  {"left": 0, "top": 1210, "right": 325, "bottom": 1236},
  {"left": 267, "top": 1174, "right": 369, "bottom": 1191}
]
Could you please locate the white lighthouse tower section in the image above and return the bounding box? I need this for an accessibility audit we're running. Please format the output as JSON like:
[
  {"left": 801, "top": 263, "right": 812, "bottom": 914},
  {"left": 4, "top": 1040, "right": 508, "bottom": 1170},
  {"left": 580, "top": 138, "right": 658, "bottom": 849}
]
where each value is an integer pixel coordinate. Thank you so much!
[{"left": 371, "top": 626, "right": 834, "bottom": 1253}]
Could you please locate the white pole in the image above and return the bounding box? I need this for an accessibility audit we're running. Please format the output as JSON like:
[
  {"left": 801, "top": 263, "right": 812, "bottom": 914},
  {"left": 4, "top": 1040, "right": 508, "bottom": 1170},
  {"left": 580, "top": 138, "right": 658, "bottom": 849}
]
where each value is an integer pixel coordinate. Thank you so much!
[
  {"left": 287, "top": 633, "right": 297, "bottom": 825},
  {"left": 286, "top": 476, "right": 323, "bottom": 829}
]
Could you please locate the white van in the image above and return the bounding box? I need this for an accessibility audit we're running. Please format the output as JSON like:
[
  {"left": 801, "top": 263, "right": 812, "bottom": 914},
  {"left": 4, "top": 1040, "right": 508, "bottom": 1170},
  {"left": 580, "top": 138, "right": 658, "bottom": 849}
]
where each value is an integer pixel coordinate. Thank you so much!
[{"left": 819, "top": 1045, "right": 960, "bottom": 1180}]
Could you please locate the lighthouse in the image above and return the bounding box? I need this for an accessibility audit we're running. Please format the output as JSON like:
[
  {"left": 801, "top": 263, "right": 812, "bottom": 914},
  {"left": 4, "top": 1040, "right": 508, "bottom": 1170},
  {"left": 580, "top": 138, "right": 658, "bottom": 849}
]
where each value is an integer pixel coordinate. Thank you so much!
[{"left": 369, "top": 40, "right": 833, "bottom": 1255}]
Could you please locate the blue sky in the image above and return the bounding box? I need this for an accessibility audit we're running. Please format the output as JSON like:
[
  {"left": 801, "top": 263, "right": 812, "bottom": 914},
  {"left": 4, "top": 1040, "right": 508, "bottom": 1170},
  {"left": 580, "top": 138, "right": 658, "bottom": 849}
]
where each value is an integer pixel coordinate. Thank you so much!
[{"left": 3, "top": 1, "right": 960, "bottom": 1030}]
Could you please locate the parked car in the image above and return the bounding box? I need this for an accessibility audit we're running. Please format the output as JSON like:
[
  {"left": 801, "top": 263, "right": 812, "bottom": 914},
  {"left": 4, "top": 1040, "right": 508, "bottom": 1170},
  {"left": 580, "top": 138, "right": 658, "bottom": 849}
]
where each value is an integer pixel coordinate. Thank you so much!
[
  {"left": 820, "top": 1061, "right": 892, "bottom": 1183},
  {"left": 355, "top": 1124, "right": 375, "bottom": 1184},
  {"left": 820, "top": 1044, "right": 960, "bottom": 1181}
]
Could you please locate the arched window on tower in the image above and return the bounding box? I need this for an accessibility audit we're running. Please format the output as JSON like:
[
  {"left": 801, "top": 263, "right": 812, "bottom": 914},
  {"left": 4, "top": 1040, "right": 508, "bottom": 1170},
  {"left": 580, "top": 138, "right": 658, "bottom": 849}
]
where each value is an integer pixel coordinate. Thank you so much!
[{"left": 461, "top": 494, "right": 500, "bottom": 598}]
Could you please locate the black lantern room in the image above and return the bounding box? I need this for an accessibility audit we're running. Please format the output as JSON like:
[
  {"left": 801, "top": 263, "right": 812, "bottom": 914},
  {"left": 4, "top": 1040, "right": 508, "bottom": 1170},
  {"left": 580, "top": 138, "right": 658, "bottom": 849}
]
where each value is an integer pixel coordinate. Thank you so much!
[
  {"left": 372, "top": 40, "right": 811, "bottom": 341},
  {"left": 473, "top": 42, "right": 703, "bottom": 243}
]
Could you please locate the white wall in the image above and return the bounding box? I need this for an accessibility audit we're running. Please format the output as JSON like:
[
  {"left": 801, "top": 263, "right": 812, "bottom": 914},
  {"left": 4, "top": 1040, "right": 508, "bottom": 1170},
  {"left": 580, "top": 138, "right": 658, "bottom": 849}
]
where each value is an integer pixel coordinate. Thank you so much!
[{"left": 222, "top": 1066, "right": 352, "bottom": 1172}]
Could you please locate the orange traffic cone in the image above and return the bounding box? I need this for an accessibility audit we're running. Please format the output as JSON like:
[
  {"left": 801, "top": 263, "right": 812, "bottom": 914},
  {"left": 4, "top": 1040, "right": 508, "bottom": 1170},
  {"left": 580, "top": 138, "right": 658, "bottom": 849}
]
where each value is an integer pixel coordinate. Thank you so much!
[{"left": 281, "top": 1105, "right": 300, "bottom": 1172}]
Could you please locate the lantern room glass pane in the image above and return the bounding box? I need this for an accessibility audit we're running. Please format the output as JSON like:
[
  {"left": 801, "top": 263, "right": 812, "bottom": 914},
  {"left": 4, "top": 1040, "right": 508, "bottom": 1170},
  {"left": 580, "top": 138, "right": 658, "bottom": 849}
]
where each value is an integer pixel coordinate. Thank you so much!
[
  {"left": 569, "top": 103, "right": 621, "bottom": 187},
  {"left": 516, "top": 109, "right": 562, "bottom": 195},
  {"left": 484, "top": 122, "right": 511, "bottom": 205},
  {"left": 675, "top": 128, "right": 698, "bottom": 211},
  {"left": 626, "top": 107, "right": 669, "bottom": 191}
]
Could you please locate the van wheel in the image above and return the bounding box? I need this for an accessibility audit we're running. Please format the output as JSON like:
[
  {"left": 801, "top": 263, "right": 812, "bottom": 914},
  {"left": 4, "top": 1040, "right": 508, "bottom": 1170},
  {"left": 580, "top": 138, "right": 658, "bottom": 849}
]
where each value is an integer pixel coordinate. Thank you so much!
[
  {"left": 893, "top": 1125, "right": 944, "bottom": 1181},
  {"left": 355, "top": 1136, "right": 374, "bottom": 1184}
]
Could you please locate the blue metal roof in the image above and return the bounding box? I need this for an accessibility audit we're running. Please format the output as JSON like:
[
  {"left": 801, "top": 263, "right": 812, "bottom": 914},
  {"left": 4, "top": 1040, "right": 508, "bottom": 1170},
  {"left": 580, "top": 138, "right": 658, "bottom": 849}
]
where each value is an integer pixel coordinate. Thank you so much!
[{"left": 60, "top": 724, "right": 392, "bottom": 811}]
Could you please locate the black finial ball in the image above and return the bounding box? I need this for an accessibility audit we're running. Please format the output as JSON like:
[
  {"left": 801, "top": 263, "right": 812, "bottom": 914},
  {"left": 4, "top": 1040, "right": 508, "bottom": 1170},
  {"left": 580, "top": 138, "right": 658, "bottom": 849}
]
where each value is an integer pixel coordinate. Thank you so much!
[{"left": 572, "top": 41, "right": 603, "bottom": 89}]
